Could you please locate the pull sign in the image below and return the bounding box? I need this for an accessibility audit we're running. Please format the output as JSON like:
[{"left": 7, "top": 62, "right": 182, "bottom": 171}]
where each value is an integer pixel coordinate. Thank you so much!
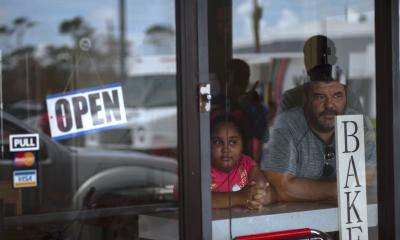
[
  {"left": 335, "top": 115, "right": 368, "bottom": 240},
  {"left": 199, "top": 83, "right": 211, "bottom": 112},
  {"left": 10, "top": 134, "right": 40, "bottom": 152}
]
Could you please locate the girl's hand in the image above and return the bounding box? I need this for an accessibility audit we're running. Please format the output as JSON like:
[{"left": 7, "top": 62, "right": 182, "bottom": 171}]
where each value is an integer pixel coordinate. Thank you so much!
[
  {"left": 253, "top": 182, "right": 279, "bottom": 206},
  {"left": 241, "top": 181, "right": 265, "bottom": 209}
]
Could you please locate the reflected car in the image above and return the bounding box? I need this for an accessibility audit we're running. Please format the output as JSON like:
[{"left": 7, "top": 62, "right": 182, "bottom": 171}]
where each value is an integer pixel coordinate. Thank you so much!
[
  {"left": 84, "top": 55, "right": 177, "bottom": 153},
  {"left": 0, "top": 111, "right": 177, "bottom": 216},
  {"left": 85, "top": 73, "right": 177, "bottom": 152}
]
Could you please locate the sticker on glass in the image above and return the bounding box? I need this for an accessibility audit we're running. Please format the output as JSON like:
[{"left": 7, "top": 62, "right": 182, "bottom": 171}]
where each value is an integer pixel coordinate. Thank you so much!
[
  {"left": 46, "top": 83, "right": 127, "bottom": 140},
  {"left": 13, "top": 169, "right": 38, "bottom": 188},
  {"left": 9, "top": 133, "right": 40, "bottom": 152},
  {"left": 13, "top": 151, "right": 37, "bottom": 169}
]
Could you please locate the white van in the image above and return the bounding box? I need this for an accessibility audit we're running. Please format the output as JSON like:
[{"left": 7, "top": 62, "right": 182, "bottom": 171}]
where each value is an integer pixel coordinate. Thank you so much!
[{"left": 85, "top": 55, "right": 177, "bottom": 151}]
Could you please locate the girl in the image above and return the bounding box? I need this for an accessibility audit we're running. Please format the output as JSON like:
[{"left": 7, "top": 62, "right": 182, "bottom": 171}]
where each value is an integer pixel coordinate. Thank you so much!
[{"left": 210, "top": 113, "right": 277, "bottom": 209}]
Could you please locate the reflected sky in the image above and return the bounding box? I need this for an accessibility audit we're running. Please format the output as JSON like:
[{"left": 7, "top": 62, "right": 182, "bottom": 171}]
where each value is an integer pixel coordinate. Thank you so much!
[
  {"left": 0, "top": 0, "right": 175, "bottom": 56},
  {"left": 1, "top": 0, "right": 373, "bottom": 56},
  {"left": 233, "top": 0, "right": 374, "bottom": 43}
]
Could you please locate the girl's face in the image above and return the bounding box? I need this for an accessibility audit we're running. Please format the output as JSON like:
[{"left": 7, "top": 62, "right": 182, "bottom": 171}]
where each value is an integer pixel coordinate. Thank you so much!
[{"left": 211, "top": 122, "right": 243, "bottom": 172}]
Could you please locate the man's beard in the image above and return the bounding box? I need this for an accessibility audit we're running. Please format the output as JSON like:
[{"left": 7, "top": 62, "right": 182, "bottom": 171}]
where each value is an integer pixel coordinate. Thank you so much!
[{"left": 309, "top": 108, "right": 339, "bottom": 132}]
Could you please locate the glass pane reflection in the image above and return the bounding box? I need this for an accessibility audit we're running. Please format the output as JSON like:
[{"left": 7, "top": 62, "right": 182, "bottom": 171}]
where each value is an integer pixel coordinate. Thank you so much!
[
  {"left": 209, "top": 0, "right": 377, "bottom": 239},
  {"left": 0, "top": 1, "right": 178, "bottom": 239}
]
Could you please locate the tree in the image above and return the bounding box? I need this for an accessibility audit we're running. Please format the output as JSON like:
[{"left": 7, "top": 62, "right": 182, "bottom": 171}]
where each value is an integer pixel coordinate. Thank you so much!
[
  {"left": 0, "top": 17, "right": 35, "bottom": 51},
  {"left": 252, "top": 0, "right": 263, "bottom": 53},
  {"left": 13, "top": 17, "right": 35, "bottom": 48},
  {"left": 144, "top": 24, "right": 175, "bottom": 54},
  {"left": 59, "top": 17, "right": 94, "bottom": 49},
  {"left": 0, "top": 25, "right": 13, "bottom": 35}
]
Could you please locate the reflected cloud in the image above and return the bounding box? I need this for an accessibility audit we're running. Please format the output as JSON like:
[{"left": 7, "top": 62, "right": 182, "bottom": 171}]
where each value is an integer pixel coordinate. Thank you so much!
[
  {"left": 90, "top": 7, "right": 117, "bottom": 31},
  {"left": 276, "top": 8, "right": 299, "bottom": 29}
]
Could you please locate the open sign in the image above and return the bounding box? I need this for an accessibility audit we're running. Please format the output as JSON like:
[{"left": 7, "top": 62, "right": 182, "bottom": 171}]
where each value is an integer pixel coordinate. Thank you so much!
[{"left": 46, "top": 83, "right": 127, "bottom": 140}]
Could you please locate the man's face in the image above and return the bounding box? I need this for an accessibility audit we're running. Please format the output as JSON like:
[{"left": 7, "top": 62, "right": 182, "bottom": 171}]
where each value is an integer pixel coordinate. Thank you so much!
[{"left": 305, "top": 81, "right": 347, "bottom": 132}]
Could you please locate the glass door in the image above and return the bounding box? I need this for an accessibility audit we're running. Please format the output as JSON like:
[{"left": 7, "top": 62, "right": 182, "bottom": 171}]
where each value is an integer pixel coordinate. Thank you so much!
[
  {"left": 0, "top": 1, "right": 180, "bottom": 239},
  {"left": 208, "top": 0, "right": 378, "bottom": 239}
]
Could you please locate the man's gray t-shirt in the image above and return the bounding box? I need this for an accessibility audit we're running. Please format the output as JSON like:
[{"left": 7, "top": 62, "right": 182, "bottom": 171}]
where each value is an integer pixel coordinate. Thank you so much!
[{"left": 261, "top": 107, "right": 376, "bottom": 180}]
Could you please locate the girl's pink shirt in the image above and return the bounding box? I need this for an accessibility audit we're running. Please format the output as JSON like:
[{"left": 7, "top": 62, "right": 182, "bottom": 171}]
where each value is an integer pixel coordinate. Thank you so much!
[{"left": 211, "top": 154, "right": 256, "bottom": 192}]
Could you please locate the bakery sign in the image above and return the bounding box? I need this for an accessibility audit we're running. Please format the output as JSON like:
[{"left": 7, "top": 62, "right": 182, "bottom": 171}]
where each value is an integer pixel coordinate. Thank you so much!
[
  {"left": 46, "top": 83, "right": 127, "bottom": 140},
  {"left": 335, "top": 115, "right": 368, "bottom": 240}
]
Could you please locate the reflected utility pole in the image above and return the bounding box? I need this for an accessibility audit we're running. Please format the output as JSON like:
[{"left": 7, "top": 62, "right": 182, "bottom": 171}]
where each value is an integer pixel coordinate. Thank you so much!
[{"left": 119, "top": 0, "right": 126, "bottom": 82}]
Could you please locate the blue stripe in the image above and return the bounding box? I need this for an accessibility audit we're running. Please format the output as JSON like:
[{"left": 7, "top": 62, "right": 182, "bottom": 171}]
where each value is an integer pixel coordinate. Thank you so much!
[
  {"left": 52, "top": 123, "right": 128, "bottom": 141},
  {"left": 47, "top": 82, "right": 122, "bottom": 99},
  {"left": 14, "top": 170, "right": 36, "bottom": 176}
]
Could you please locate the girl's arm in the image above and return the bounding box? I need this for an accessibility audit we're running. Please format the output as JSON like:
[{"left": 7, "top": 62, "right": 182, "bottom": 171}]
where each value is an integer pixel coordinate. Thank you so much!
[
  {"left": 249, "top": 165, "right": 267, "bottom": 185},
  {"left": 212, "top": 183, "right": 263, "bottom": 209},
  {"left": 212, "top": 166, "right": 268, "bottom": 208},
  {"left": 212, "top": 190, "right": 245, "bottom": 209}
]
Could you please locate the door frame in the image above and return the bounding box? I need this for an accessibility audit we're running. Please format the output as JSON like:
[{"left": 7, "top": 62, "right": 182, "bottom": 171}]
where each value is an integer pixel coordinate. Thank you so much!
[
  {"left": 176, "top": 0, "right": 400, "bottom": 239},
  {"left": 176, "top": 0, "right": 212, "bottom": 239},
  {"left": 375, "top": 0, "right": 400, "bottom": 239}
]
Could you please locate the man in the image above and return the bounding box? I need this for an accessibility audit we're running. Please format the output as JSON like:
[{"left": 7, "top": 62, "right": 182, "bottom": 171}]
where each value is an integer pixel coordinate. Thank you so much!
[{"left": 261, "top": 35, "right": 376, "bottom": 202}]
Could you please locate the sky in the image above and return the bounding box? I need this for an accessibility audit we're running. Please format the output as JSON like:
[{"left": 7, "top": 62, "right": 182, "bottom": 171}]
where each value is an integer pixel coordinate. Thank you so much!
[
  {"left": 0, "top": 0, "right": 175, "bottom": 55},
  {"left": 0, "top": 0, "right": 373, "bottom": 56},
  {"left": 232, "top": 0, "right": 374, "bottom": 43}
]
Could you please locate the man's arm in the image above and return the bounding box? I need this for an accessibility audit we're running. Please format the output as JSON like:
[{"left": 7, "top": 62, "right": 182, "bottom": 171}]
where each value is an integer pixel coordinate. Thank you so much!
[{"left": 266, "top": 171, "right": 337, "bottom": 202}]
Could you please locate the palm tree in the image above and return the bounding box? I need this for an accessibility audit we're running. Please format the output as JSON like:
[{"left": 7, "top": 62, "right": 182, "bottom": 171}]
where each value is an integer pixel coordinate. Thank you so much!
[
  {"left": 13, "top": 17, "right": 35, "bottom": 48},
  {"left": 144, "top": 24, "right": 175, "bottom": 54},
  {"left": 252, "top": 0, "right": 263, "bottom": 53},
  {"left": 59, "top": 17, "right": 93, "bottom": 49}
]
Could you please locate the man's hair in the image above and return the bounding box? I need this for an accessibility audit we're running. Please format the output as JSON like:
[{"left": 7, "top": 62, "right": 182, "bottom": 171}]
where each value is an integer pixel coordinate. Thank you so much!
[
  {"left": 303, "top": 80, "right": 347, "bottom": 96},
  {"left": 308, "top": 64, "right": 333, "bottom": 82}
]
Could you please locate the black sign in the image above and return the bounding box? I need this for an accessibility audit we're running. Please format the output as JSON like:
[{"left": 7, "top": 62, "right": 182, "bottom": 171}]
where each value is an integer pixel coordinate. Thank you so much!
[{"left": 9, "top": 134, "right": 40, "bottom": 152}]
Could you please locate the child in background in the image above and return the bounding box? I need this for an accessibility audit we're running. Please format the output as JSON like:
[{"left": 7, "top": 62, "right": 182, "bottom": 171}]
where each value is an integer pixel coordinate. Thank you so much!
[{"left": 210, "top": 113, "right": 277, "bottom": 209}]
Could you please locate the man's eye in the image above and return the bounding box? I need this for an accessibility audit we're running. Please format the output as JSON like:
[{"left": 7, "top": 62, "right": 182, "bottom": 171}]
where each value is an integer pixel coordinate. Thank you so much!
[
  {"left": 333, "top": 93, "right": 343, "bottom": 99},
  {"left": 313, "top": 95, "right": 325, "bottom": 101}
]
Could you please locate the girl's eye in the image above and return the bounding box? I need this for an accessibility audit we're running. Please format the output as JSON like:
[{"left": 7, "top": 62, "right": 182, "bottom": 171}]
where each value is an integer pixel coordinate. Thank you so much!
[
  {"left": 228, "top": 139, "right": 238, "bottom": 145},
  {"left": 212, "top": 139, "right": 223, "bottom": 145}
]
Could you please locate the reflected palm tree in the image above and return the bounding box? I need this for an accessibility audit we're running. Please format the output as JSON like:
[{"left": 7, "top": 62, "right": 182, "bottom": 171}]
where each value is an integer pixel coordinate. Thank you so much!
[
  {"left": 144, "top": 24, "right": 175, "bottom": 54},
  {"left": 13, "top": 17, "right": 35, "bottom": 48},
  {"left": 0, "top": 16, "right": 35, "bottom": 51},
  {"left": 252, "top": 0, "right": 262, "bottom": 53},
  {"left": 59, "top": 17, "right": 94, "bottom": 50}
]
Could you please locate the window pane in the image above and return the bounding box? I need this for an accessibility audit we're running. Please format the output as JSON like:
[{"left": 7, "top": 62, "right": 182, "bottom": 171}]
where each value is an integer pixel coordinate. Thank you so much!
[
  {"left": 209, "top": 1, "right": 377, "bottom": 239},
  {"left": 0, "top": 1, "right": 179, "bottom": 239}
]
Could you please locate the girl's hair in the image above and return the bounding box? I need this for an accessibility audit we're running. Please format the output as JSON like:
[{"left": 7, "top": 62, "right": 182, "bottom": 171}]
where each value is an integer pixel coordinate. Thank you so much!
[{"left": 210, "top": 112, "right": 250, "bottom": 154}]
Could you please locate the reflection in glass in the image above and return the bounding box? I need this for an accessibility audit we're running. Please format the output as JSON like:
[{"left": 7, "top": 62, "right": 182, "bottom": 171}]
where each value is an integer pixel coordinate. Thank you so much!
[
  {"left": 208, "top": 0, "right": 377, "bottom": 239},
  {"left": 1, "top": 0, "right": 178, "bottom": 239}
]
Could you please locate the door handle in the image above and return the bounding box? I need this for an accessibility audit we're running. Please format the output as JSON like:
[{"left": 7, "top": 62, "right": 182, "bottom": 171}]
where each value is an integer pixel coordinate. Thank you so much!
[{"left": 199, "top": 83, "right": 211, "bottom": 112}]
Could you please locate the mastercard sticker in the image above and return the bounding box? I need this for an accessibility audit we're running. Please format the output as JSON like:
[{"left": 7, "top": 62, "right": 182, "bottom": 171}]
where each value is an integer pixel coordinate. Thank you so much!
[{"left": 13, "top": 151, "right": 37, "bottom": 168}]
